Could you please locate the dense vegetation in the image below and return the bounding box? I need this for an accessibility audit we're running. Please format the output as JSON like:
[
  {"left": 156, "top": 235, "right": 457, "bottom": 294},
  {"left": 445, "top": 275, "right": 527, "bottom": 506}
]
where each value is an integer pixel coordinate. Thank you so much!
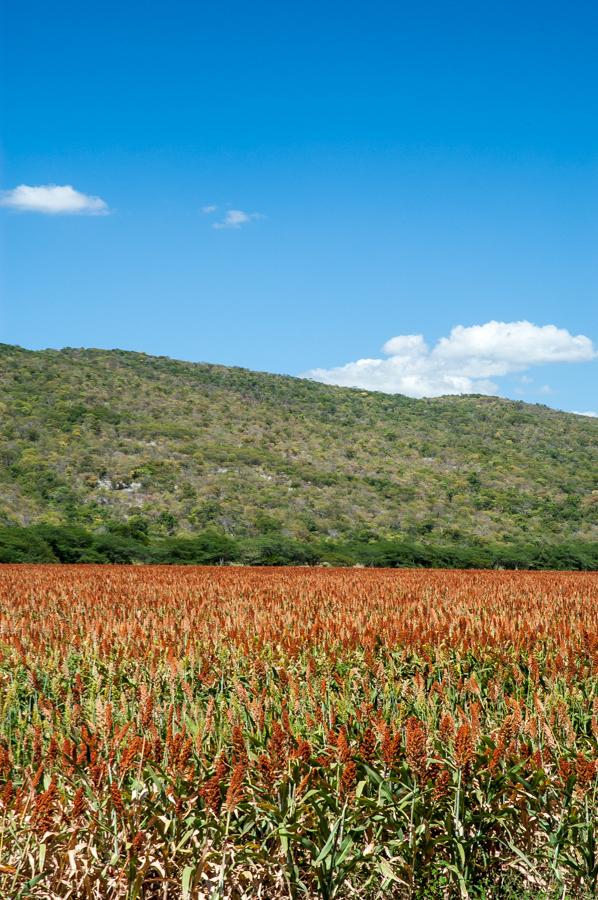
[
  {"left": 0, "top": 565, "right": 596, "bottom": 898},
  {"left": 0, "top": 343, "right": 596, "bottom": 567},
  {"left": 1, "top": 522, "right": 597, "bottom": 570}
]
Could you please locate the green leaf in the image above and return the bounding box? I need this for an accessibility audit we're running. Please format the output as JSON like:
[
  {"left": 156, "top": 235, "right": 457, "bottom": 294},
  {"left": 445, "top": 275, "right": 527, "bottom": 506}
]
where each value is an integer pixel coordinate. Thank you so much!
[
  {"left": 182, "top": 865, "right": 194, "bottom": 899},
  {"left": 315, "top": 821, "right": 341, "bottom": 865},
  {"left": 379, "top": 858, "right": 401, "bottom": 884}
]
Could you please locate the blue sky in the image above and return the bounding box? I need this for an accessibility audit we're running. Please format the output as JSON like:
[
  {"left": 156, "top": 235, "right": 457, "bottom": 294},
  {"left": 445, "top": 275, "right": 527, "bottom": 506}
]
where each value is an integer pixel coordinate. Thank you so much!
[{"left": 1, "top": 0, "right": 597, "bottom": 413}]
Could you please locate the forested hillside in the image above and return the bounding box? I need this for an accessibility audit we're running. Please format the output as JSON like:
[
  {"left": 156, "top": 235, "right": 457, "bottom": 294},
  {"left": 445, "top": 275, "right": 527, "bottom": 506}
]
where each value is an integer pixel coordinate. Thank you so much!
[{"left": 0, "top": 344, "right": 596, "bottom": 566}]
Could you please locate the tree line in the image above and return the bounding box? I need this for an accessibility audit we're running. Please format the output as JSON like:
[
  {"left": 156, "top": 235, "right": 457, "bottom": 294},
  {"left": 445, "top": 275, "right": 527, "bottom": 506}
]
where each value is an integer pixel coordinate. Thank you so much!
[{"left": 0, "top": 523, "right": 596, "bottom": 570}]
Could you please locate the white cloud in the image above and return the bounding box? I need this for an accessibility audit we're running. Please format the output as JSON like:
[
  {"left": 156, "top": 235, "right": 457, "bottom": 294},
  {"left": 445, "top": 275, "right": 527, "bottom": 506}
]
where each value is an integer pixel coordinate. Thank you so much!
[
  {"left": 0, "top": 184, "right": 108, "bottom": 215},
  {"left": 305, "top": 321, "right": 596, "bottom": 399},
  {"left": 213, "top": 209, "right": 262, "bottom": 229},
  {"left": 572, "top": 410, "right": 598, "bottom": 418},
  {"left": 432, "top": 322, "right": 595, "bottom": 376},
  {"left": 201, "top": 205, "right": 217, "bottom": 214}
]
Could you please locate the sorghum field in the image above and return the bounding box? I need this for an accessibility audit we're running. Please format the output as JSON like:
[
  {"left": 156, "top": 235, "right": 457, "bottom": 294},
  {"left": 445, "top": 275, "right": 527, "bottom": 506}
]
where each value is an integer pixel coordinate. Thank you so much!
[{"left": 0, "top": 566, "right": 596, "bottom": 899}]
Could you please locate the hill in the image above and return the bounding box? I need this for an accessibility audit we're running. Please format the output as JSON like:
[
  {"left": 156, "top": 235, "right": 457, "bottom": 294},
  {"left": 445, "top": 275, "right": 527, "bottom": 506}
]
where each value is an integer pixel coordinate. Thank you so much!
[{"left": 0, "top": 343, "right": 596, "bottom": 566}]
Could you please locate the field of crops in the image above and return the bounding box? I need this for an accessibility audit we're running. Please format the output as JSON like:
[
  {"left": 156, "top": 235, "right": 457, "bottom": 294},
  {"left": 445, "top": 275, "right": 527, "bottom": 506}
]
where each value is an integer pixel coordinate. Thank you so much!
[{"left": 0, "top": 565, "right": 596, "bottom": 898}]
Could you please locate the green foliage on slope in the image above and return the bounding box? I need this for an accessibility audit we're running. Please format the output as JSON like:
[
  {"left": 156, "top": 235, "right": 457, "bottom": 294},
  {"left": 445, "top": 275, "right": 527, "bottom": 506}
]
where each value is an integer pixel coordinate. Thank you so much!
[{"left": 0, "top": 343, "right": 596, "bottom": 559}]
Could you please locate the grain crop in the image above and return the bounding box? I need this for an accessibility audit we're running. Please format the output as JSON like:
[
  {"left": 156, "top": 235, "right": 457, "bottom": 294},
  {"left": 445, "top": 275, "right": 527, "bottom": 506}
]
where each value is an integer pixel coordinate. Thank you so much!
[{"left": 0, "top": 565, "right": 595, "bottom": 898}]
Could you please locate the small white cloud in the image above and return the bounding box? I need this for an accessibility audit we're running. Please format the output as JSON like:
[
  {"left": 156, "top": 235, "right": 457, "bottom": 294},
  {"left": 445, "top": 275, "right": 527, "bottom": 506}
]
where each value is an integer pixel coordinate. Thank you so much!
[
  {"left": 432, "top": 321, "right": 595, "bottom": 376},
  {"left": 0, "top": 184, "right": 108, "bottom": 215},
  {"left": 201, "top": 205, "right": 217, "bottom": 214},
  {"left": 572, "top": 410, "right": 598, "bottom": 418},
  {"left": 382, "top": 334, "right": 428, "bottom": 356},
  {"left": 305, "top": 321, "right": 596, "bottom": 399},
  {"left": 213, "top": 209, "right": 262, "bottom": 230}
]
